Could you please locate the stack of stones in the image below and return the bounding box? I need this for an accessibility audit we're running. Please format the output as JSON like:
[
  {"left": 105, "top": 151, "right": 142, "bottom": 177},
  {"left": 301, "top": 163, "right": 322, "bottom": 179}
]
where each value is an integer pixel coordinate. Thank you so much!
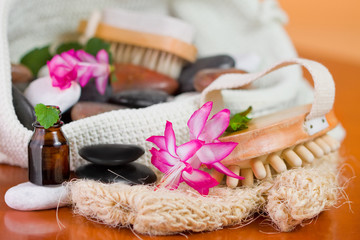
[
  {"left": 76, "top": 144, "right": 157, "bottom": 185},
  {"left": 11, "top": 55, "right": 242, "bottom": 125}
]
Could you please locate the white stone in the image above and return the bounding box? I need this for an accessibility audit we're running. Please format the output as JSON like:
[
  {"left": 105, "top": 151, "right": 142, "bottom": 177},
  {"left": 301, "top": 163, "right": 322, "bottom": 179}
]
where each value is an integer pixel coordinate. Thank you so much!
[
  {"left": 24, "top": 76, "right": 81, "bottom": 112},
  {"left": 37, "top": 65, "right": 49, "bottom": 78},
  {"left": 4, "top": 182, "right": 70, "bottom": 211}
]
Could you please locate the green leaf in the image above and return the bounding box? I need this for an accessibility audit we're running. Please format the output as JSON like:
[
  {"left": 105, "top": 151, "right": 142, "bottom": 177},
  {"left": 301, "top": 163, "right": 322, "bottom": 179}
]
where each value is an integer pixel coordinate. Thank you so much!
[
  {"left": 20, "top": 46, "right": 52, "bottom": 76},
  {"left": 84, "top": 37, "right": 110, "bottom": 55},
  {"left": 226, "top": 106, "right": 252, "bottom": 133},
  {"left": 84, "top": 37, "right": 112, "bottom": 64},
  {"left": 34, "top": 104, "right": 60, "bottom": 129},
  {"left": 56, "top": 42, "right": 83, "bottom": 54}
]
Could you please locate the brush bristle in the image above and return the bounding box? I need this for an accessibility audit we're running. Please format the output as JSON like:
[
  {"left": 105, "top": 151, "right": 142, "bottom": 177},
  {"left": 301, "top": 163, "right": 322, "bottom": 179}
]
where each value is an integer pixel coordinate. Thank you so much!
[
  {"left": 110, "top": 42, "right": 184, "bottom": 79},
  {"left": 214, "top": 134, "right": 341, "bottom": 187}
]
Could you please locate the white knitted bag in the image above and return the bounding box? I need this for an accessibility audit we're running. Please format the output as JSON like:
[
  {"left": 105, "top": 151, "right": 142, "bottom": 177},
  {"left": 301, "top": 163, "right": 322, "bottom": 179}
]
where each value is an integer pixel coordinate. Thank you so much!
[{"left": 0, "top": 0, "right": 311, "bottom": 170}]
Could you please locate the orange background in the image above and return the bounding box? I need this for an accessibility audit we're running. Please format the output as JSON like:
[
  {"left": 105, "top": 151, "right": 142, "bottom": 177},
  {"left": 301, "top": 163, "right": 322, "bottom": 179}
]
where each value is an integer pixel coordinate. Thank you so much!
[
  {"left": 278, "top": 0, "right": 360, "bottom": 65},
  {"left": 278, "top": 0, "right": 360, "bottom": 161}
]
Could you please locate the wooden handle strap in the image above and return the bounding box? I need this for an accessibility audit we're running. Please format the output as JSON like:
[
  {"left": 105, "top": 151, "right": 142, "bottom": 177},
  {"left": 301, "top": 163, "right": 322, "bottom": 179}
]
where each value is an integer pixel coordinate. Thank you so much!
[{"left": 200, "top": 58, "right": 335, "bottom": 121}]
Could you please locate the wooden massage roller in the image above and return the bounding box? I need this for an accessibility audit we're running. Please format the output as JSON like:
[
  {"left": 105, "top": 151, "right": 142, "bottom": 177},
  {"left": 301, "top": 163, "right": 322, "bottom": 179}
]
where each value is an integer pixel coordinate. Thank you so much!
[
  {"left": 78, "top": 9, "right": 197, "bottom": 79},
  {"left": 200, "top": 58, "right": 340, "bottom": 187}
]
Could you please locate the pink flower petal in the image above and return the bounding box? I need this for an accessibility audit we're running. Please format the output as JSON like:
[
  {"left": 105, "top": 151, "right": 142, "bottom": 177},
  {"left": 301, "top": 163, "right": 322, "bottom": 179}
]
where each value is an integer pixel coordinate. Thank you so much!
[
  {"left": 75, "top": 65, "right": 93, "bottom": 87},
  {"left": 47, "top": 49, "right": 112, "bottom": 92},
  {"left": 47, "top": 55, "right": 68, "bottom": 70},
  {"left": 146, "top": 136, "right": 166, "bottom": 150},
  {"left": 187, "top": 155, "right": 202, "bottom": 169},
  {"left": 157, "top": 163, "right": 184, "bottom": 190},
  {"left": 52, "top": 80, "right": 64, "bottom": 89},
  {"left": 95, "top": 75, "right": 108, "bottom": 95},
  {"left": 182, "top": 169, "right": 219, "bottom": 195},
  {"left": 76, "top": 50, "right": 97, "bottom": 63},
  {"left": 61, "top": 50, "right": 79, "bottom": 67},
  {"left": 164, "top": 121, "right": 177, "bottom": 157},
  {"left": 78, "top": 71, "right": 93, "bottom": 87},
  {"left": 150, "top": 148, "right": 178, "bottom": 173},
  {"left": 96, "top": 49, "right": 109, "bottom": 64},
  {"left": 196, "top": 142, "right": 238, "bottom": 164},
  {"left": 50, "top": 69, "right": 76, "bottom": 90},
  {"left": 52, "top": 77, "right": 71, "bottom": 89},
  {"left": 211, "top": 162, "right": 245, "bottom": 180},
  {"left": 76, "top": 64, "right": 89, "bottom": 77},
  {"left": 63, "top": 49, "right": 76, "bottom": 58},
  {"left": 47, "top": 52, "right": 80, "bottom": 90},
  {"left": 91, "top": 64, "right": 108, "bottom": 77},
  {"left": 187, "top": 102, "right": 213, "bottom": 140},
  {"left": 176, "top": 140, "right": 203, "bottom": 162},
  {"left": 50, "top": 66, "right": 69, "bottom": 78},
  {"left": 67, "top": 68, "right": 78, "bottom": 80},
  {"left": 199, "top": 109, "right": 230, "bottom": 143},
  {"left": 154, "top": 149, "right": 179, "bottom": 166}
]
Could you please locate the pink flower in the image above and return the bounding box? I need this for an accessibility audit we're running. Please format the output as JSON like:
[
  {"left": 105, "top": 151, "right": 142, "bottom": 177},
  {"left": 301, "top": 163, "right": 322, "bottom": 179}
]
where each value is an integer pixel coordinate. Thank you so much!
[
  {"left": 47, "top": 50, "right": 78, "bottom": 90},
  {"left": 187, "top": 102, "right": 244, "bottom": 180},
  {"left": 147, "top": 102, "right": 244, "bottom": 195},
  {"left": 147, "top": 121, "right": 218, "bottom": 195},
  {"left": 47, "top": 49, "right": 110, "bottom": 94},
  {"left": 75, "top": 50, "right": 110, "bottom": 95}
]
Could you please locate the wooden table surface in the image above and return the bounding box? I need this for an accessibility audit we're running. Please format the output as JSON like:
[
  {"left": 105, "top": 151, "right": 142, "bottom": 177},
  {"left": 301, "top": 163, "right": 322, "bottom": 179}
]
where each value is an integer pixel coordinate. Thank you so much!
[
  {"left": 2, "top": 0, "right": 360, "bottom": 234},
  {"left": 0, "top": 56, "right": 359, "bottom": 239}
]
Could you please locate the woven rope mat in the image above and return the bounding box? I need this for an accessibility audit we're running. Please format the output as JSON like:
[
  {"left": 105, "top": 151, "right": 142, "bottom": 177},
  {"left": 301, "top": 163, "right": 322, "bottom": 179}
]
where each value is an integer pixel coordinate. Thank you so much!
[{"left": 69, "top": 152, "right": 340, "bottom": 235}]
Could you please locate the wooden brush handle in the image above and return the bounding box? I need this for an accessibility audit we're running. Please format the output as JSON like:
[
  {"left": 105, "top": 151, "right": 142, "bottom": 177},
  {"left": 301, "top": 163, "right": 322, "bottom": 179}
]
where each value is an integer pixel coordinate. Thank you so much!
[
  {"left": 78, "top": 20, "right": 197, "bottom": 62},
  {"left": 219, "top": 104, "right": 338, "bottom": 164},
  {"left": 200, "top": 58, "right": 335, "bottom": 121}
]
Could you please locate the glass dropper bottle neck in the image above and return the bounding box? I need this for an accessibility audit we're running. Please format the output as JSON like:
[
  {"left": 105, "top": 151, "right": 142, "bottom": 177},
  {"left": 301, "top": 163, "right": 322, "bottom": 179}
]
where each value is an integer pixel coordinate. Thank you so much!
[{"left": 32, "top": 120, "right": 64, "bottom": 129}]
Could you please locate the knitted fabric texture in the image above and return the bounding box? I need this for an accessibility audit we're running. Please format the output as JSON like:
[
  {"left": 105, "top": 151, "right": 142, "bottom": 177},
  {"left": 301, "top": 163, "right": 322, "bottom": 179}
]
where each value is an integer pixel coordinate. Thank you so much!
[{"left": 69, "top": 152, "right": 340, "bottom": 235}]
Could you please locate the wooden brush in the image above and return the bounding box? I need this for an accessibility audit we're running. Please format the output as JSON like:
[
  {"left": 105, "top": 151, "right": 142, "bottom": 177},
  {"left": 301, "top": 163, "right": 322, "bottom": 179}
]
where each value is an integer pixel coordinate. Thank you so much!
[
  {"left": 216, "top": 105, "right": 340, "bottom": 187},
  {"left": 78, "top": 9, "right": 197, "bottom": 79},
  {"left": 199, "top": 58, "right": 340, "bottom": 187}
]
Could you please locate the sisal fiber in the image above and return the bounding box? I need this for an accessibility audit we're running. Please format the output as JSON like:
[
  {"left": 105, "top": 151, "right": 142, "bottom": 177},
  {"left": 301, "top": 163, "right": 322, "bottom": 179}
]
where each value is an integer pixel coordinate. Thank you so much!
[
  {"left": 265, "top": 152, "right": 339, "bottom": 232},
  {"left": 69, "top": 153, "right": 340, "bottom": 235},
  {"left": 70, "top": 181, "right": 268, "bottom": 235}
]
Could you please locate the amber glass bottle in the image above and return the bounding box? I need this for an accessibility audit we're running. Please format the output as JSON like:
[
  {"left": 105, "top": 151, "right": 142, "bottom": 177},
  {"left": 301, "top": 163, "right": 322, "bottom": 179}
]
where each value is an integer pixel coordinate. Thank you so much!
[{"left": 28, "top": 118, "right": 70, "bottom": 185}]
